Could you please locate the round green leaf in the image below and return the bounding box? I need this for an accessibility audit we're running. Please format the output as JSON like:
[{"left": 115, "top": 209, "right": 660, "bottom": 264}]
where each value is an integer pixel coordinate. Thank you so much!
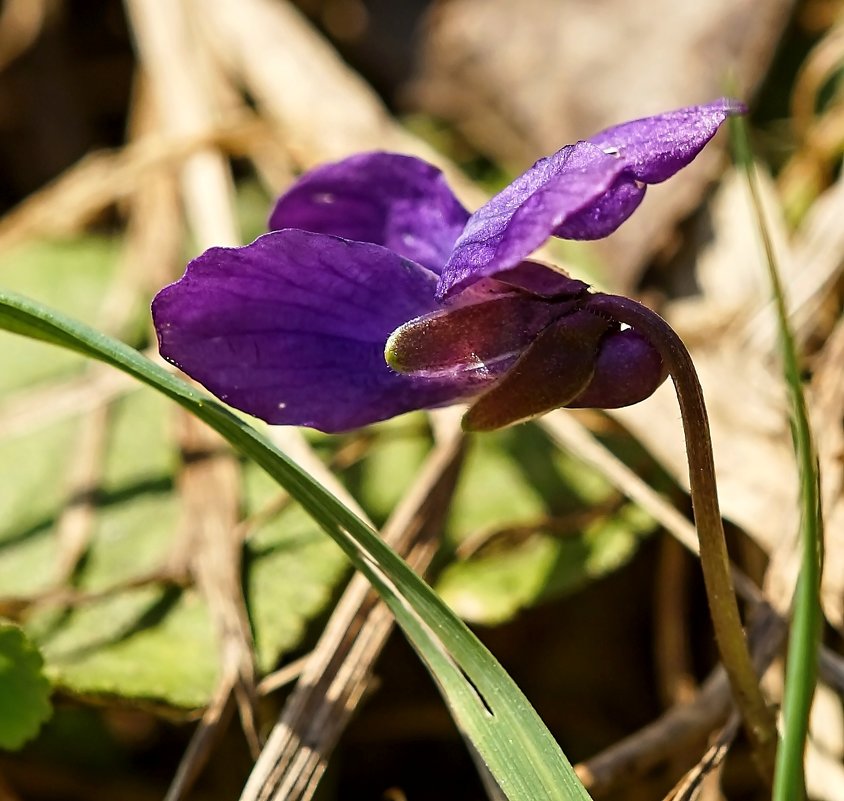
[{"left": 0, "top": 622, "right": 52, "bottom": 749}]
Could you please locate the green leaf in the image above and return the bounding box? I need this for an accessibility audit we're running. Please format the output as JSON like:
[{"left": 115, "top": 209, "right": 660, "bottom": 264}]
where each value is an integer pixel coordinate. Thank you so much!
[
  {"left": 0, "top": 419, "right": 78, "bottom": 596},
  {"left": 437, "top": 429, "right": 652, "bottom": 624},
  {"left": 21, "top": 453, "right": 350, "bottom": 707},
  {"left": 79, "top": 391, "right": 178, "bottom": 591},
  {"left": 448, "top": 431, "right": 548, "bottom": 532},
  {"left": 0, "top": 237, "right": 130, "bottom": 597},
  {"left": 353, "top": 417, "right": 430, "bottom": 524},
  {"left": 0, "top": 237, "right": 123, "bottom": 392},
  {"left": 437, "top": 509, "right": 649, "bottom": 625},
  {"left": 29, "top": 587, "right": 218, "bottom": 709},
  {"left": 243, "top": 465, "right": 348, "bottom": 674},
  {"left": 437, "top": 536, "right": 562, "bottom": 624},
  {"left": 0, "top": 236, "right": 351, "bottom": 709},
  {"left": 0, "top": 621, "right": 53, "bottom": 749},
  {"left": 2, "top": 386, "right": 351, "bottom": 709},
  {"left": 0, "top": 287, "right": 593, "bottom": 801},
  {"left": 0, "top": 235, "right": 144, "bottom": 597}
]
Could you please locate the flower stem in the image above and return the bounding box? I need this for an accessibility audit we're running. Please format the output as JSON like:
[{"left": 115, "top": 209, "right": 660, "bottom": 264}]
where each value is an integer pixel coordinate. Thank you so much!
[{"left": 589, "top": 292, "right": 778, "bottom": 781}]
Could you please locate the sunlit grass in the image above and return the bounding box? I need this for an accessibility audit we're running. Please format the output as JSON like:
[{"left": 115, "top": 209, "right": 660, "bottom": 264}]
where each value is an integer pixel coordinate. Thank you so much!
[{"left": 731, "top": 112, "right": 825, "bottom": 801}]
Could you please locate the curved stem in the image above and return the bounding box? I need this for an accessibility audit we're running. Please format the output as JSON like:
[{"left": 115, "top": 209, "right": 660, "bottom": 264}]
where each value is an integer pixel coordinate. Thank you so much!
[{"left": 589, "top": 292, "right": 777, "bottom": 780}]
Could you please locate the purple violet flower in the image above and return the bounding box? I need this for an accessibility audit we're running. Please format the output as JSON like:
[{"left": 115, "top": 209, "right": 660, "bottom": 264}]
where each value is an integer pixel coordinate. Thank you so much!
[{"left": 152, "top": 99, "right": 744, "bottom": 433}]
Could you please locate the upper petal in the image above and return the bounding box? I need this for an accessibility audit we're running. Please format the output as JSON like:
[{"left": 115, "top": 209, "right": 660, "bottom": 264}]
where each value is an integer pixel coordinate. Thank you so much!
[
  {"left": 586, "top": 98, "right": 745, "bottom": 184},
  {"left": 152, "top": 230, "right": 483, "bottom": 433},
  {"left": 268, "top": 152, "right": 470, "bottom": 274},
  {"left": 437, "top": 142, "right": 627, "bottom": 298},
  {"left": 552, "top": 175, "right": 645, "bottom": 240},
  {"left": 437, "top": 98, "right": 744, "bottom": 298}
]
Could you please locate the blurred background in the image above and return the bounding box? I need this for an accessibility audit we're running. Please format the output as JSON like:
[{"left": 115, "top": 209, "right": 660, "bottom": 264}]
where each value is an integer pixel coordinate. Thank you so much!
[{"left": 0, "top": 1, "right": 842, "bottom": 800}]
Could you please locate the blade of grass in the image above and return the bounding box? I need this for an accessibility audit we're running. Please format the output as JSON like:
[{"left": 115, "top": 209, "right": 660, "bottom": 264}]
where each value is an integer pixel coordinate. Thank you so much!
[
  {"left": 731, "top": 114, "right": 825, "bottom": 801},
  {"left": 0, "top": 288, "right": 591, "bottom": 801}
]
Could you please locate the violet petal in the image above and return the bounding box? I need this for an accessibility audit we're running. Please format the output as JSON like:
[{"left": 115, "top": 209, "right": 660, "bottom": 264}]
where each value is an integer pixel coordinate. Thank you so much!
[
  {"left": 586, "top": 98, "right": 745, "bottom": 184},
  {"left": 438, "top": 99, "right": 743, "bottom": 297},
  {"left": 553, "top": 175, "right": 646, "bottom": 240},
  {"left": 152, "top": 230, "right": 484, "bottom": 433},
  {"left": 566, "top": 325, "right": 667, "bottom": 408},
  {"left": 269, "top": 152, "right": 470, "bottom": 274},
  {"left": 438, "top": 142, "right": 627, "bottom": 298}
]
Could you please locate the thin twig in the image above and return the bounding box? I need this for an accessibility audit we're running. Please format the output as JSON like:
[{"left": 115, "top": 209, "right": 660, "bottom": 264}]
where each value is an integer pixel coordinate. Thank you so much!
[
  {"left": 663, "top": 714, "right": 740, "bottom": 801},
  {"left": 0, "top": 118, "right": 267, "bottom": 251},
  {"left": 193, "top": 0, "right": 488, "bottom": 210},
  {"left": 0, "top": 0, "right": 50, "bottom": 72},
  {"left": 256, "top": 655, "right": 309, "bottom": 696},
  {"left": 575, "top": 668, "right": 733, "bottom": 797},
  {"left": 163, "top": 679, "right": 238, "bottom": 801}
]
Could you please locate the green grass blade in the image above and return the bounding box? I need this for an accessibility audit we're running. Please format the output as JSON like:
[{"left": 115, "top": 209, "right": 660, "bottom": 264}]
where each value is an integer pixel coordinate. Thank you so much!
[
  {"left": 0, "top": 288, "right": 592, "bottom": 801},
  {"left": 731, "top": 114, "right": 824, "bottom": 801}
]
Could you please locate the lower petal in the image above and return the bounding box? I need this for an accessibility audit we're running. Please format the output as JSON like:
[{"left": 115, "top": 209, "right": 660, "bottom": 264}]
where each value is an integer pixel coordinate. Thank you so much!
[{"left": 152, "top": 230, "right": 479, "bottom": 432}]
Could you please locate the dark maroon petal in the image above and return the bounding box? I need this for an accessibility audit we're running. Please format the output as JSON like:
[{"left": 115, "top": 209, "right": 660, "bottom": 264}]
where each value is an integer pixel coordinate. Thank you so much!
[
  {"left": 386, "top": 293, "right": 581, "bottom": 377},
  {"left": 152, "top": 230, "right": 485, "bottom": 433},
  {"left": 463, "top": 310, "right": 612, "bottom": 431},
  {"left": 268, "top": 152, "right": 470, "bottom": 274},
  {"left": 586, "top": 98, "right": 744, "bottom": 184},
  {"left": 490, "top": 260, "right": 589, "bottom": 297},
  {"left": 566, "top": 325, "right": 667, "bottom": 408},
  {"left": 438, "top": 142, "right": 627, "bottom": 298}
]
